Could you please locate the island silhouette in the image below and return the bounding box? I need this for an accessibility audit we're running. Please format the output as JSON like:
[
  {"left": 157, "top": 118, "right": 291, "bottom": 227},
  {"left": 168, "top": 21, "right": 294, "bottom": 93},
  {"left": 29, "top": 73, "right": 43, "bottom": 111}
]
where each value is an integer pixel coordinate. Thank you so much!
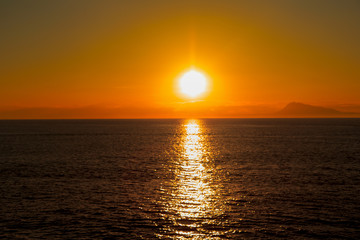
[{"left": 276, "top": 102, "right": 359, "bottom": 118}]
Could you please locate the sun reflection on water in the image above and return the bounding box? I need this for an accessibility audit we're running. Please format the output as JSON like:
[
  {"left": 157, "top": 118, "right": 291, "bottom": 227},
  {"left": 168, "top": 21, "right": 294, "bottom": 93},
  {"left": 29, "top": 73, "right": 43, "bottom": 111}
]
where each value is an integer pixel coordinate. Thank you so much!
[{"left": 158, "top": 119, "right": 227, "bottom": 239}]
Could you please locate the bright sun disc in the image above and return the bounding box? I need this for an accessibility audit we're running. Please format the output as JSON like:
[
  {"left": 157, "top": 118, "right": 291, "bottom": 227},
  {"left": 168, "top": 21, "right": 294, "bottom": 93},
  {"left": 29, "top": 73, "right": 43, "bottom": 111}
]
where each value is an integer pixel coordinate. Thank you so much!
[{"left": 179, "top": 70, "right": 207, "bottom": 98}]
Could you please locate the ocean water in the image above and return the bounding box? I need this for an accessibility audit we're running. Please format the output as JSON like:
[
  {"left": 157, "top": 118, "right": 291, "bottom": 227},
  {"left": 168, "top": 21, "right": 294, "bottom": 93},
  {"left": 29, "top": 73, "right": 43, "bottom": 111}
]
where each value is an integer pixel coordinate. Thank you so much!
[{"left": 0, "top": 119, "right": 360, "bottom": 239}]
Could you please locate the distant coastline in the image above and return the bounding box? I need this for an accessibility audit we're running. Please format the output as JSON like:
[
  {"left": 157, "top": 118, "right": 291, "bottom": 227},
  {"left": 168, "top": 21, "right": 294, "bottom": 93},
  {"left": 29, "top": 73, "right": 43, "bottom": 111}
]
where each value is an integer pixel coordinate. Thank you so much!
[{"left": 0, "top": 102, "right": 360, "bottom": 119}]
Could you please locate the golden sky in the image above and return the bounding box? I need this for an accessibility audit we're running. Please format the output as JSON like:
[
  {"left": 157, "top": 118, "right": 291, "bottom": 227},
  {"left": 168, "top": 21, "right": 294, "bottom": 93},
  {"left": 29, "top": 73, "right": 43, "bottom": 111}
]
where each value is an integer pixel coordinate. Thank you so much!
[{"left": 1, "top": 0, "right": 360, "bottom": 118}]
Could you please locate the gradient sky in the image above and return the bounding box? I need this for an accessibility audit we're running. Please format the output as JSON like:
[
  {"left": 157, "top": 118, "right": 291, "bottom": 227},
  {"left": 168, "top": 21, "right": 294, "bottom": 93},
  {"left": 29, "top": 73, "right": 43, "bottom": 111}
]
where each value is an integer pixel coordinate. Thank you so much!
[{"left": 1, "top": 0, "right": 360, "bottom": 118}]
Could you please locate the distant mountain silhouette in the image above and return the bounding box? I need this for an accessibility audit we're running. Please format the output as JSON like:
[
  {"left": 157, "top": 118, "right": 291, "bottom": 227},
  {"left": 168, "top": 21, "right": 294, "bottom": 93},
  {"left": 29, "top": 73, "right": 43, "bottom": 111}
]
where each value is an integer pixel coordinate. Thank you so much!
[{"left": 276, "top": 102, "right": 357, "bottom": 117}]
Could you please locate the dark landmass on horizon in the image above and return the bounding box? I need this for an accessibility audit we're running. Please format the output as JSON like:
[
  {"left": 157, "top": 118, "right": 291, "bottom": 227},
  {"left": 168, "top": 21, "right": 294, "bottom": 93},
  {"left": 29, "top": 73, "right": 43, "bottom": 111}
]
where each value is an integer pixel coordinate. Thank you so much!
[{"left": 275, "top": 102, "right": 360, "bottom": 118}]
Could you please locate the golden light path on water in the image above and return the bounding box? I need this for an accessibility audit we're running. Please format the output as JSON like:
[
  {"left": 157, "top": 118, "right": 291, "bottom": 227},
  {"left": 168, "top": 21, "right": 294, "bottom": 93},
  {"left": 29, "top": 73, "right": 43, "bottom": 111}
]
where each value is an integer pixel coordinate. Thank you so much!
[{"left": 158, "top": 119, "right": 228, "bottom": 239}]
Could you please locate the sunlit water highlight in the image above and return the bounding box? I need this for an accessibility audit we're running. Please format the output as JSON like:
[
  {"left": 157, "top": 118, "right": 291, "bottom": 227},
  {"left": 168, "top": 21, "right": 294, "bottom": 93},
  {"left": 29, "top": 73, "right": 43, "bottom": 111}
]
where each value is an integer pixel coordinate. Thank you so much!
[{"left": 157, "top": 120, "right": 227, "bottom": 239}]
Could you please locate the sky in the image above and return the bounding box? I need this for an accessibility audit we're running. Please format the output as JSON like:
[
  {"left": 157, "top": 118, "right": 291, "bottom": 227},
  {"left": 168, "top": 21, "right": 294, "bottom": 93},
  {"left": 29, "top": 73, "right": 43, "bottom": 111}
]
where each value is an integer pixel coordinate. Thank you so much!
[{"left": 1, "top": 0, "right": 360, "bottom": 118}]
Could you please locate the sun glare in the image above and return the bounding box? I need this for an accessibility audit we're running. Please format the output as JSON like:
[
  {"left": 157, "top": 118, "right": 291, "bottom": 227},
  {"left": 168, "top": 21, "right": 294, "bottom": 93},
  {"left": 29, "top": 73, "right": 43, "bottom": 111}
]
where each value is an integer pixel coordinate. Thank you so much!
[{"left": 178, "top": 69, "right": 208, "bottom": 98}]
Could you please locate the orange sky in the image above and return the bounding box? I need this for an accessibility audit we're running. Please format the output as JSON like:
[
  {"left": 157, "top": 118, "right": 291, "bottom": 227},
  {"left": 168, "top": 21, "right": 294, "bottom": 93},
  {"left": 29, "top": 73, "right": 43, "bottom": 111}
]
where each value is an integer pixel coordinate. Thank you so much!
[{"left": 1, "top": 1, "right": 360, "bottom": 118}]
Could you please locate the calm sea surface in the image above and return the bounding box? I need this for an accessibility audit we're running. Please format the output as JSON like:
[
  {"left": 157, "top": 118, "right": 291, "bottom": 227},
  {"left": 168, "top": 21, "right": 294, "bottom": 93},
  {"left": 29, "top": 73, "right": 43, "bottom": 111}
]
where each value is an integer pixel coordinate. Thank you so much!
[{"left": 1, "top": 119, "right": 360, "bottom": 239}]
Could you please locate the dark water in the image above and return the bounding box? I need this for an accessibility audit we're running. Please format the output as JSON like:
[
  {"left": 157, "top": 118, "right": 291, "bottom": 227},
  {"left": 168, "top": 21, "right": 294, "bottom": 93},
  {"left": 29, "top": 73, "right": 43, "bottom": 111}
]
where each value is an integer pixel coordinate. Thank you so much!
[{"left": 1, "top": 119, "right": 360, "bottom": 239}]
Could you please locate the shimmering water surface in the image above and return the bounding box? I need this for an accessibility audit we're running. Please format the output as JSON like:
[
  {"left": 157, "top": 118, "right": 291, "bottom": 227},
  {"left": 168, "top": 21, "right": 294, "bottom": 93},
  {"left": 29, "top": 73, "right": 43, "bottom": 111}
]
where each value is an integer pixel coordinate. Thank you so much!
[{"left": 1, "top": 119, "right": 360, "bottom": 239}]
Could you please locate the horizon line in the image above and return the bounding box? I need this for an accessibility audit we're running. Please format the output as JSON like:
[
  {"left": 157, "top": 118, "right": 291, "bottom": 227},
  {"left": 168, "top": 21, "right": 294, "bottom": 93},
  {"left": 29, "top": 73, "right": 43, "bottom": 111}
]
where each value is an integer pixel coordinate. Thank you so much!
[{"left": 1, "top": 117, "right": 360, "bottom": 120}]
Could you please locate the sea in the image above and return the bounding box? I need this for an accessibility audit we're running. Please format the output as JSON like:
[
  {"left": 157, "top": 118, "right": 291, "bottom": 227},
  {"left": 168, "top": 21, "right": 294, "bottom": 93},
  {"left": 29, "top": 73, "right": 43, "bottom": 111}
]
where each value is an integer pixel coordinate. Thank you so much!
[{"left": 0, "top": 119, "right": 360, "bottom": 239}]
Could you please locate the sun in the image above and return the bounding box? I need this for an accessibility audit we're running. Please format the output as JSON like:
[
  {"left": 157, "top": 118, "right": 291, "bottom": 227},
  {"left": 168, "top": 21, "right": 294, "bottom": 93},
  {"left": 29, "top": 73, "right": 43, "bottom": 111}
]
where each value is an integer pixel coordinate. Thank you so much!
[{"left": 178, "top": 69, "right": 208, "bottom": 98}]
